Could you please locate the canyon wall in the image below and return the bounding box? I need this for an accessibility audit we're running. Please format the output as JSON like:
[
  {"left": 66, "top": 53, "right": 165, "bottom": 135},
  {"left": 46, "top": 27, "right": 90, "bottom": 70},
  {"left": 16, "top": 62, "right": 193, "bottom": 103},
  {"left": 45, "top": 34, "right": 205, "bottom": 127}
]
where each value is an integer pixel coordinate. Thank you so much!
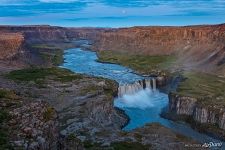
[
  {"left": 0, "top": 25, "right": 107, "bottom": 44},
  {"left": 93, "top": 24, "right": 225, "bottom": 75},
  {"left": 0, "top": 26, "right": 104, "bottom": 70},
  {"left": 0, "top": 25, "right": 70, "bottom": 43},
  {"left": 169, "top": 92, "right": 225, "bottom": 139},
  {"left": 1, "top": 24, "right": 224, "bottom": 75},
  {"left": 0, "top": 32, "right": 24, "bottom": 60}
]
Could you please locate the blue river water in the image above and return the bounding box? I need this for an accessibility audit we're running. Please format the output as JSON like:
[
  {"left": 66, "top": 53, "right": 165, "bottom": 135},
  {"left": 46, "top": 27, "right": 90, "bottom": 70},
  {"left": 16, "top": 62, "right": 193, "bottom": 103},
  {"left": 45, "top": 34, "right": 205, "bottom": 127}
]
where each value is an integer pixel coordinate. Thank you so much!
[{"left": 60, "top": 47, "right": 224, "bottom": 149}]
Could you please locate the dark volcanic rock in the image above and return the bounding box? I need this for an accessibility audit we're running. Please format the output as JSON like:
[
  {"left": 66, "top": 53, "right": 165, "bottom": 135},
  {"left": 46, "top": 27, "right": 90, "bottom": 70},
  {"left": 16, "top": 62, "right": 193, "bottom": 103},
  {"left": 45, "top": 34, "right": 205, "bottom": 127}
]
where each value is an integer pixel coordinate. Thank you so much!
[{"left": 168, "top": 92, "right": 225, "bottom": 140}]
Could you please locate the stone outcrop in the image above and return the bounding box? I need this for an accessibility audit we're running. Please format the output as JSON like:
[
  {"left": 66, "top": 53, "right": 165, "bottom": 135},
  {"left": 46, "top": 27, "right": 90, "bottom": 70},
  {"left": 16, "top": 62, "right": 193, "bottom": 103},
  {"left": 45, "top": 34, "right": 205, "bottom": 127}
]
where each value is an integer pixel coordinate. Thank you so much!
[
  {"left": 9, "top": 101, "right": 59, "bottom": 149},
  {"left": 0, "top": 32, "right": 24, "bottom": 60},
  {"left": 0, "top": 88, "right": 59, "bottom": 150},
  {"left": 169, "top": 93, "right": 197, "bottom": 115},
  {"left": 0, "top": 25, "right": 107, "bottom": 44},
  {"left": 168, "top": 92, "right": 225, "bottom": 139},
  {"left": 194, "top": 106, "right": 225, "bottom": 130}
]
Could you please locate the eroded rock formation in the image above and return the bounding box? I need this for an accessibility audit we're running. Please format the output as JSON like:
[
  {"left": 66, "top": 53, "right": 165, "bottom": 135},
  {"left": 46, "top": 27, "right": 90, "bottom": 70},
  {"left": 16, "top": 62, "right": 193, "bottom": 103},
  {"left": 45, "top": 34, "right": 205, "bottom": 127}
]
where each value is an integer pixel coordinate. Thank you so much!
[
  {"left": 168, "top": 92, "right": 225, "bottom": 140},
  {"left": 0, "top": 32, "right": 24, "bottom": 60},
  {"left": 9, "top": 102, "right": 59, "bottom": 149}
]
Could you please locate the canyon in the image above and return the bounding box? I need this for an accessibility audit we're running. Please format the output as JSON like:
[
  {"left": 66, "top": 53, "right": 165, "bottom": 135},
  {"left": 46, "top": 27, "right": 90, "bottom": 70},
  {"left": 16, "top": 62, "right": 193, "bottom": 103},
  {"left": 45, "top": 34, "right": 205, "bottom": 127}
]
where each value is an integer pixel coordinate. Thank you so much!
[
  {"left": 0, "top": 24, "right": 225, "bottom": 149},
  {"left": 1, "top": 24, "right": 224, "bottom": 75}
]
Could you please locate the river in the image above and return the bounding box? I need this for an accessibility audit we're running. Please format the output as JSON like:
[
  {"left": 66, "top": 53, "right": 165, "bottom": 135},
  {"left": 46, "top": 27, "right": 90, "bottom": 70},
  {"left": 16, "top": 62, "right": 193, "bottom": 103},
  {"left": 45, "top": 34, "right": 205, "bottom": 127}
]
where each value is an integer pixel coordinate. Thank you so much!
[{"left": 60, "top": 47, "right": 224, "bottom": 149}]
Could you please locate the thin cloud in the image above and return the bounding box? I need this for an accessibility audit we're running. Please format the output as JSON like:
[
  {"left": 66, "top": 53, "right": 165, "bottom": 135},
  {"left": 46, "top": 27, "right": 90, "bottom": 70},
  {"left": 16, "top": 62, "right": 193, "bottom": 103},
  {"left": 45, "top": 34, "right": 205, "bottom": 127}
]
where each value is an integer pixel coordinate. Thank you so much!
[
  {"left": 39, "top": 0, "right": 79, "bottom": 3},
  {"left": 0, "top": 0, "right": 224, "bottom": 26}
]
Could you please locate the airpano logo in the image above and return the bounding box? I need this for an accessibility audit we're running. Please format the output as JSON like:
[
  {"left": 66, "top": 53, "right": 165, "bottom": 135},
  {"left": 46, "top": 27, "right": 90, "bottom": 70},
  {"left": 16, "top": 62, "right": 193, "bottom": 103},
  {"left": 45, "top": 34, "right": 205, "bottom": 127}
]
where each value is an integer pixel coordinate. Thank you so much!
[
  {"left": 202, "top": 142, "right": 222, "bottom": 148},
  {"left": 185, "top": 142, "right": 222, "bottom": 148}
]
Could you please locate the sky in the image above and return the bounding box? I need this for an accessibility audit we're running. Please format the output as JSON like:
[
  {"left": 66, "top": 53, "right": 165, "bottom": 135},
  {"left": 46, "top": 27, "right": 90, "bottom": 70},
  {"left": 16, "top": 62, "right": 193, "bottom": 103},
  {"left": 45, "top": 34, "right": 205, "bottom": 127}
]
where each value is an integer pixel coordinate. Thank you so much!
[{"left": 0, "top": 0, "right": 224, "bottom": 27}]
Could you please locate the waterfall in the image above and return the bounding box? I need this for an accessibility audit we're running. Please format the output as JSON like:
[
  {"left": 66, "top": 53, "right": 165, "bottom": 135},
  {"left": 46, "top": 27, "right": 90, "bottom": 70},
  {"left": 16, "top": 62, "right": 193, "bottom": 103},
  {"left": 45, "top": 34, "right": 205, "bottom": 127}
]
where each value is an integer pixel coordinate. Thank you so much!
[
  {"left": 152, "top": 78, "right": 156, "bottom": 91},
  {"left": 145, "top": 79, "right": 152, "bottom": 89},
  {"left": 118, "top": 80, "right": 144, "bottom": 97},
  {"left": 118, "top": 78, "right": 157, "bottom": 97}
]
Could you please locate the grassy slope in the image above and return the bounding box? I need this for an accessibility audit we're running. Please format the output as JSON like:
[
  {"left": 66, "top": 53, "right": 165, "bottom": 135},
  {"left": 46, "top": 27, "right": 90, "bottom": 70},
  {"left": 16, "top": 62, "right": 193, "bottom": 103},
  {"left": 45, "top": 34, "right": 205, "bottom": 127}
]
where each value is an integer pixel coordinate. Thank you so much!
[
  {"left": 176, "top": 72, "right": 225, "bottom": 108},
  {"left": 6, "top": 67, "right": 83, "bottom": 84},
  {"left": 32, "top": 44, "right": 64, "bottom": 66},
  {"left": 97, "top": 50, "right": 176, "bottom": 76},
  {"left": 5, "top": 67, "right": 118, "bottom": 101}
]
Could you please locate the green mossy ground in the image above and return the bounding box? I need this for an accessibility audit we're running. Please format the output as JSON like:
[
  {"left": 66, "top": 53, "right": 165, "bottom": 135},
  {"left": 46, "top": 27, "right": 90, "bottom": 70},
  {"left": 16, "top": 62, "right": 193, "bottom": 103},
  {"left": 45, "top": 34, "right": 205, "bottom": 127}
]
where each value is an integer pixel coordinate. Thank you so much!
[
  {"left": 32, "top": 44, "right": 64, "bottom": 66},
  {"left": 97, "top": 50, "right": 176, "bottom": 75},
  {"left": 0, "top": 89, "right": 15, "bottom": 150},
  {"left": 43, "top": 107, "right": 55, "bottom": 122},
  {"left": 176, "top": 72, "right": 225, "bottom": 108},
  {"left": 6, "top": 67, "right": 83, "bottom": 84},
  {"left": 0, "top": 89, "right": 17, "bottom": 100}
]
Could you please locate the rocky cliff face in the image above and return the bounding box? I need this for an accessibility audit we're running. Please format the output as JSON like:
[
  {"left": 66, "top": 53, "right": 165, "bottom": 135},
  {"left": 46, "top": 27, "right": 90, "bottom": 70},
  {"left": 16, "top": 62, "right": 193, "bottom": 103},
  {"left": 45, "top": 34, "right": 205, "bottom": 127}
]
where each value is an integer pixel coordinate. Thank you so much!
[
  {"left": 0, "top": 25, "right": 107, "bottom": 44},
  {"left": 0, "top": 69, "right": 200, "bottom": 149},
  {"left": 0, "top": 87, "right": 59, "bottom": 149},
  {"left": 1, "top": 24, "right": 224, "bottom": 74},
  {"left": 9, "top": 101, "right": 59, "bottom": 149},
  {"left": 168, "top": 92, "right": 225, "bottom": 139},
  {"left": 0, "top": 32, "right": 24, "bottom": 60},
  {"left": 93, "top": 24, "right": 225, "bottom": 75},
  {"left": 169, "top": 93, "right": 197, "bottom": 116}
]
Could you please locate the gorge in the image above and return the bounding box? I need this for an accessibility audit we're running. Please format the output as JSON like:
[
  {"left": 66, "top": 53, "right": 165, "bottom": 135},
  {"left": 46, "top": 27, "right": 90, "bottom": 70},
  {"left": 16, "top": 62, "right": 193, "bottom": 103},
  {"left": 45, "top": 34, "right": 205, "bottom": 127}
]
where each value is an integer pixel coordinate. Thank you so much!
[
  {"left": 62, "top": 45, "right": 224, "bottom": 145},
  {"left": 0, "top": 24, "right": 225, "bottom": 149}
]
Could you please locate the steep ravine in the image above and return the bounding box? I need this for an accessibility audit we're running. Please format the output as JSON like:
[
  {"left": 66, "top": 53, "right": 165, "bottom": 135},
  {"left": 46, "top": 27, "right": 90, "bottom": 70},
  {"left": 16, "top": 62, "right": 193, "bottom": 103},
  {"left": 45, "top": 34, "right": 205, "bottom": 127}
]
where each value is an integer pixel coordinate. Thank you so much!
[
  {"left": 96, "top": 48, "right": 225, "bottom": 142},
  {"left": 1, "top": 24, "right": 225, "bottom": 149},
  {"left": 63, "top": 42, "right": 222, "bottom": 147},
  {"left": 168, "top": 92, "right": 225, "bottom": 140}
]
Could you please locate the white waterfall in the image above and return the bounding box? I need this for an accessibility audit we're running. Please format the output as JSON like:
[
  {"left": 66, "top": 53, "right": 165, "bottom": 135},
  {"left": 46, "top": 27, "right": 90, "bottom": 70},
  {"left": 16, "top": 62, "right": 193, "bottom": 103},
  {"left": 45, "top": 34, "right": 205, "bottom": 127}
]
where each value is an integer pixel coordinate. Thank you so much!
[
  {"left": 152, "top": 78, "right": 156, "bottom": 91},
  {"left": 145, "top": 79, "right": 152, "bottom": 89},
  {"left": 118, "top": 78, "right": 157, "bottom": 97},
  {"left": 118, "top": 80, "right": 144, "bottom": 97}
]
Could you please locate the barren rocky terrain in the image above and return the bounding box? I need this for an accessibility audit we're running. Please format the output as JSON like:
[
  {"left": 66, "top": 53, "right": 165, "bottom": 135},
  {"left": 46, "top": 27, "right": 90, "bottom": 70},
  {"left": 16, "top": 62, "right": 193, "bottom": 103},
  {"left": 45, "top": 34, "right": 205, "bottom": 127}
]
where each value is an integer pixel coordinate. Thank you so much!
[{"left": 0, "top": 67, "right": 199, "bottom": 149}]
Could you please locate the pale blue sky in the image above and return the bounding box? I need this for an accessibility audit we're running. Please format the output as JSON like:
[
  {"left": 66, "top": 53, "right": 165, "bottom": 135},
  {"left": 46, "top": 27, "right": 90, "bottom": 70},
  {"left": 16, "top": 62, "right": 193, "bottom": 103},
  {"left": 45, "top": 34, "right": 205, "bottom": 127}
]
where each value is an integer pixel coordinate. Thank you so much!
[{"left": 0, "top": 0, "right": 224, "bottom": 27}]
